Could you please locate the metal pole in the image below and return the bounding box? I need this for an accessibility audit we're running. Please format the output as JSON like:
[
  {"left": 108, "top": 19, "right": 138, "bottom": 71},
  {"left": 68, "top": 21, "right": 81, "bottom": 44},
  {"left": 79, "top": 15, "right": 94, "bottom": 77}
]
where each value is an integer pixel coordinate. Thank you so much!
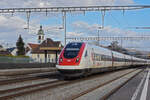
[
  {"left": 121, "top": 39, "right": 123, "bottom": 47},
  {"left": 44, "top": 50, "right": 47, "bottom": 63},
  {"left": 98, "top": 30, "right": 100, "bottom": 45},
  {"left": 63, "top": 12, "right": 67, "bottom": 45},
  {"left": 26, "top": 11, "right": 31, "bottom": 30},
  {"left": 101, "top": 10, "right": 105, "bottom": 29}
]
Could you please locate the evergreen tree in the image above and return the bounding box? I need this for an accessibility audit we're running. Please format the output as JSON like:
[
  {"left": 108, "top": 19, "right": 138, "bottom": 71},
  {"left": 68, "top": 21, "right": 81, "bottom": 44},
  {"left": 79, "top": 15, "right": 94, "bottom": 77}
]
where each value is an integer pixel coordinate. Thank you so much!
[{"left": 16, "top": 35, "right": 25, "bottom": 55}]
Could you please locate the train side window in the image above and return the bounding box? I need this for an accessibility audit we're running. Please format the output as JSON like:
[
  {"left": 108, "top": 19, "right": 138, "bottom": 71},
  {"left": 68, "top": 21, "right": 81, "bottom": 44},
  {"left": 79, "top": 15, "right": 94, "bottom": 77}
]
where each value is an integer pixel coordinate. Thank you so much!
[
  {"left": 85, "top": 50, "right": 88, "bottom": 57},
  {"left": 99, "top": 54, "right": 101, "bottom": 61}
]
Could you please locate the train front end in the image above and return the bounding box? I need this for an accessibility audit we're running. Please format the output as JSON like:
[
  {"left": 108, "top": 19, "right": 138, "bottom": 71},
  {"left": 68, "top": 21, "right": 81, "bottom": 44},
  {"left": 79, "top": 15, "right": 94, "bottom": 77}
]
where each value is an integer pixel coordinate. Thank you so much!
[{"left": 56, "top": 42, "right": 86, "bottom": 77}]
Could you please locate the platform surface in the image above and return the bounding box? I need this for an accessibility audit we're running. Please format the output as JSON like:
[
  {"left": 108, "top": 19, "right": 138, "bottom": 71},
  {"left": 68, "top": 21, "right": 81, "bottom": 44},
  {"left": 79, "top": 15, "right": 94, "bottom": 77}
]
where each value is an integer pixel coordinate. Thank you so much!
[{"left": 108, "top": 67, "right": 150, "bottom": 100}]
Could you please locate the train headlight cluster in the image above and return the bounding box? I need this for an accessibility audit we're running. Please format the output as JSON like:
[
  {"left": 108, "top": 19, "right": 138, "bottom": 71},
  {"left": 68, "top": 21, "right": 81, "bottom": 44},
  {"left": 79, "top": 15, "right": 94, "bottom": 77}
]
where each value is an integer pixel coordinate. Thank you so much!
[
  {"left": 76, "top": 57, "right": 80, "bottom": 62},
  {"left": 60, "top": 57, "right": 63, "bottom": 62}
]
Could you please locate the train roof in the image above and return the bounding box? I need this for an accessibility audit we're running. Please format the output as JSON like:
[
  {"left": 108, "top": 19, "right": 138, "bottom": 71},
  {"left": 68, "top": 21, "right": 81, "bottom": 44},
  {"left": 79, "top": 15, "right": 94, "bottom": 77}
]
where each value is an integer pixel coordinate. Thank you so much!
[
  {"left": 86, "top": 42, "right": 148, "bottom": 61},
  {"left": 67, "top": 42, "right": 149, "bottom": 61}
]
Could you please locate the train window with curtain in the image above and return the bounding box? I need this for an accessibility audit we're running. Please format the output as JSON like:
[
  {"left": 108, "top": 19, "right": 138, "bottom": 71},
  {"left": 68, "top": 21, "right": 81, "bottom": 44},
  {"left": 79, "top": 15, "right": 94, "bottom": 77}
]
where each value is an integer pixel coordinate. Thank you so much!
[
  {"left": 98, "top": 54, "right": 101, "bottom": 61},
  {"left": 108, "top": 56, "right": 112, "bottom": 61}
]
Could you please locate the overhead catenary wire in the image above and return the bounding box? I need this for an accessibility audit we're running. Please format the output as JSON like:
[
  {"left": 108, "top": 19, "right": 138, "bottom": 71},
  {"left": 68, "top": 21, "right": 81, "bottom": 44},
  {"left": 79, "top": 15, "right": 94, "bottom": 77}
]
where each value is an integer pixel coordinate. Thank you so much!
[
  {"left": 109, "top": 11, "right": 122, "bottom": 27},
  {"left": 0, "top": 5, "right": 150, "bottom": 45},
  {"left": 101, "top": 10, "right": 106, "bottom": 29}
]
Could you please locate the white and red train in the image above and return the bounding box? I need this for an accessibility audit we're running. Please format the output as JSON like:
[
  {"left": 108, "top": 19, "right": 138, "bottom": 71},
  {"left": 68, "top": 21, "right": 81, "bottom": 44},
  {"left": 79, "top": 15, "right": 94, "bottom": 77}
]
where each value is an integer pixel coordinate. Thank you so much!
[{"left": 56, "top": 42, "right": 150, "bottom": 77}]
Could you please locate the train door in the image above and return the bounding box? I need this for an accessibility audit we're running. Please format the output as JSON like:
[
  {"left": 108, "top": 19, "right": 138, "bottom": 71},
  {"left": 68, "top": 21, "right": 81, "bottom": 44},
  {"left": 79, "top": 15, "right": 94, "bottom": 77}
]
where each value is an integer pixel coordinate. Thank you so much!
[
  {"left": 131, "top": 56, "right": 133, "bottom": 66},
  {"left": 91, "top": 48, "right": 95, "bottom": 67},
  {"left": 124, "top": 55, "right": 126, "bottom": 66},
  {"left": 84, "top": 50, "right": 89, "bottom": 67},
  {"left": 111, "top": 52, "right": 114, "bottom": 67},
  {"left": 87, "top": 49, "right": 92, "bottom": 74}
]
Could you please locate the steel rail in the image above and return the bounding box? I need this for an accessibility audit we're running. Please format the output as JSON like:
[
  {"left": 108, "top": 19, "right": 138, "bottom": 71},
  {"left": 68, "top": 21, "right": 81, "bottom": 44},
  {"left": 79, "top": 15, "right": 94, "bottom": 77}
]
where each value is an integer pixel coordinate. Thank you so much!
[
  {"left": 0, "top": 71, "right": 58, "bottom": 85},
  {"left": 0, "top": 69, "right": 139, "bottom": 99},
  {"left": 0, "top": 73, "right": 109, "bottom": 99}
]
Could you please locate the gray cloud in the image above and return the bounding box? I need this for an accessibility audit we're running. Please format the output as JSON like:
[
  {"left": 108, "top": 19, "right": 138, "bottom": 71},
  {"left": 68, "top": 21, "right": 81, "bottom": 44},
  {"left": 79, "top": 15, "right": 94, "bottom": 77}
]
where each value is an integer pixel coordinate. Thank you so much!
[
  {"left": 71, "top": 21, "right": 137, "bottom": 37},
  {"left": 0, "top": 0, "right": 134, "bottom": 8}
]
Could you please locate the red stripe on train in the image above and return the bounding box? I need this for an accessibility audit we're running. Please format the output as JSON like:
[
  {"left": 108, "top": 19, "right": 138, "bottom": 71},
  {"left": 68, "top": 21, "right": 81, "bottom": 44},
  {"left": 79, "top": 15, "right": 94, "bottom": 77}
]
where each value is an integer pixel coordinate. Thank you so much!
[{"left": 59, "top": 43, "right": 85, "bottom": 66}]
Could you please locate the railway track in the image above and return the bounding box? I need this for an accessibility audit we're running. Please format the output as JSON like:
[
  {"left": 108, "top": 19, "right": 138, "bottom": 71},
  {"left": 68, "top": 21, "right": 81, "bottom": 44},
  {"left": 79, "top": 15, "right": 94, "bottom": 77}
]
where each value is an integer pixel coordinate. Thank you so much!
[
  {"left": 0, "top": 79, "right": 65, "bottom": 100},
  {"left": 0, "top": 68, "right": 142, "bottom": 100},
  {"left": 68, "top": 69, "right": 143, "bottom": 100},
  {"left": 0, "top": 71, "right": 59, "bottom": 85},
  {"left": 0, "top": 71, "right": 63, "bottom": 100}
]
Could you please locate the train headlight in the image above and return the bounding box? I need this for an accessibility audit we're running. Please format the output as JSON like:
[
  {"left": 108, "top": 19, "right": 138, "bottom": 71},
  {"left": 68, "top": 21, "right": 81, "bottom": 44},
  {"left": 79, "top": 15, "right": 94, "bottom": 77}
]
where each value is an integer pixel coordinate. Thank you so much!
[
  {"left": 60, "top": 58, "right": 63, "bottom": 62},
  {"left": 76, "top": 57, "right": 80, "bottom": 62}
]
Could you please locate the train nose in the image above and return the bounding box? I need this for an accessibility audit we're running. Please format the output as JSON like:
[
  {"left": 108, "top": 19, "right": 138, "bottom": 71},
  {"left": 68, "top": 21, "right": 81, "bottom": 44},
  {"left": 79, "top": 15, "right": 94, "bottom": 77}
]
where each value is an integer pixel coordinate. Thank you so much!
[
  {"left": 59, "top": 57, "right": 80, "bottom": 65},
  {"left": 57, "top": 67, "right": 85, "bottom": 78},
  {"left": 58, "top": 42, "right": 85, "bottom": 66}
]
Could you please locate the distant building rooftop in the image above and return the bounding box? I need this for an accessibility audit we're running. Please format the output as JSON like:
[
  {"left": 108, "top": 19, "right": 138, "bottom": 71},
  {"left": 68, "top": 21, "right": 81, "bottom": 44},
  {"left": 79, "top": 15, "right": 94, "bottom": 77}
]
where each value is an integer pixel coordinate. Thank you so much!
[
  {"left": 28, "top": 43, "right": 39, "bottom": 50},
  {"left": 6, "top": 47, "right": 16, "bottom": 52},
  {"left": 0, "top": 50, "right": 11, "bottom": 56}
]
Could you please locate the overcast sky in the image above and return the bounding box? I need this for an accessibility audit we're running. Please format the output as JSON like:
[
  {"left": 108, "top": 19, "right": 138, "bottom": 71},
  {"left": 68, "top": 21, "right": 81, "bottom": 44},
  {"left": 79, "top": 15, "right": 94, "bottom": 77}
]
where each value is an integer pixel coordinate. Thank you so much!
[{"left": 0, "top": 0, "right": 150, "bottom": 51}]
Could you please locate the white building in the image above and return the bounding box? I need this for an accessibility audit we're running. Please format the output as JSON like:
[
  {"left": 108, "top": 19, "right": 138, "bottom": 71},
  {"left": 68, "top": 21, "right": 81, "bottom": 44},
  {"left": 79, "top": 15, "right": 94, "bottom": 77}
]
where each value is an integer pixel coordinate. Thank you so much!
[{"left": 31, "top": 38, "right": 63, "bottom": 63}]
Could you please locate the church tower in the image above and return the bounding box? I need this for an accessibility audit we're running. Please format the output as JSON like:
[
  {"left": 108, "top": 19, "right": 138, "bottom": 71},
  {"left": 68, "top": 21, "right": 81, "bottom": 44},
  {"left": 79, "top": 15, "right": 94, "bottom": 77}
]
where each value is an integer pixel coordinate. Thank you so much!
[{"left": 37, "top": 25, "right": 44, "bottom": 44}]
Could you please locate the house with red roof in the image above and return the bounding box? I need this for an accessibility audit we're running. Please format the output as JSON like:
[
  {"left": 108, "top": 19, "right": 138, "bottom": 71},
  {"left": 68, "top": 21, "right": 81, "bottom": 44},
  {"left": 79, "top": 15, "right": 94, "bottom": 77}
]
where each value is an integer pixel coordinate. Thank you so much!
[
  {"left": 26, "top": 43, "right": 39, "bottom": 57},
  {"left": 28, "top": 38, "right": 63, "bottom": 63}
]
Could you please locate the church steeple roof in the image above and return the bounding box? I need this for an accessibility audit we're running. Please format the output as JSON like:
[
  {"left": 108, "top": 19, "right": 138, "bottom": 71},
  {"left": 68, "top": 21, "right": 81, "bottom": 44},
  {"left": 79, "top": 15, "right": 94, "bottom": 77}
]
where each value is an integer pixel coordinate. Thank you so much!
[{"left": 37, "top": 25, "right": 44, "bottom": 35}]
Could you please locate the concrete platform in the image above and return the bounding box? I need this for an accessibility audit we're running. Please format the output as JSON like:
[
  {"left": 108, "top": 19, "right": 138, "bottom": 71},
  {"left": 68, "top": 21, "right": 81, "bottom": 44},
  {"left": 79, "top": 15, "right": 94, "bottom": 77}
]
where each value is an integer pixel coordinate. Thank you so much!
[
  {"left": 75, "top": 69, "right": 141, "bottom": 100},
  {"left": 108, "top": 67, "right": 150, "bottom": 100},
  {"left": 0, "top": 68, "right": 56, "bottom": 76}
]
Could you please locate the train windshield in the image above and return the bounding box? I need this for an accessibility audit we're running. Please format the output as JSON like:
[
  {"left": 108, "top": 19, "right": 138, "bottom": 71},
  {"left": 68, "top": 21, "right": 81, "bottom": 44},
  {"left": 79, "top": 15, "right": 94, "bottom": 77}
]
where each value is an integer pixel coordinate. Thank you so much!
[{"left": 64, "top": 43, "right": 83, "bottom": 58}]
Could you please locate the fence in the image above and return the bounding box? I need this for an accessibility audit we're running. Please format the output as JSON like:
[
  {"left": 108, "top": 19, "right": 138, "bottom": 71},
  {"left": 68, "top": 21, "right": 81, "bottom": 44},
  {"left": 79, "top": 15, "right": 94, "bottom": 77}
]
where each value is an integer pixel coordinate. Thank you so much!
[
  {"left": 0, "top": 56, "right": 56, "bottom": 69},
  {"left": 0, "top": 63, "right": 56, "bottom": 69},
  {"left": 0, "top": 56, "right": 33, "bottom": 63}
]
